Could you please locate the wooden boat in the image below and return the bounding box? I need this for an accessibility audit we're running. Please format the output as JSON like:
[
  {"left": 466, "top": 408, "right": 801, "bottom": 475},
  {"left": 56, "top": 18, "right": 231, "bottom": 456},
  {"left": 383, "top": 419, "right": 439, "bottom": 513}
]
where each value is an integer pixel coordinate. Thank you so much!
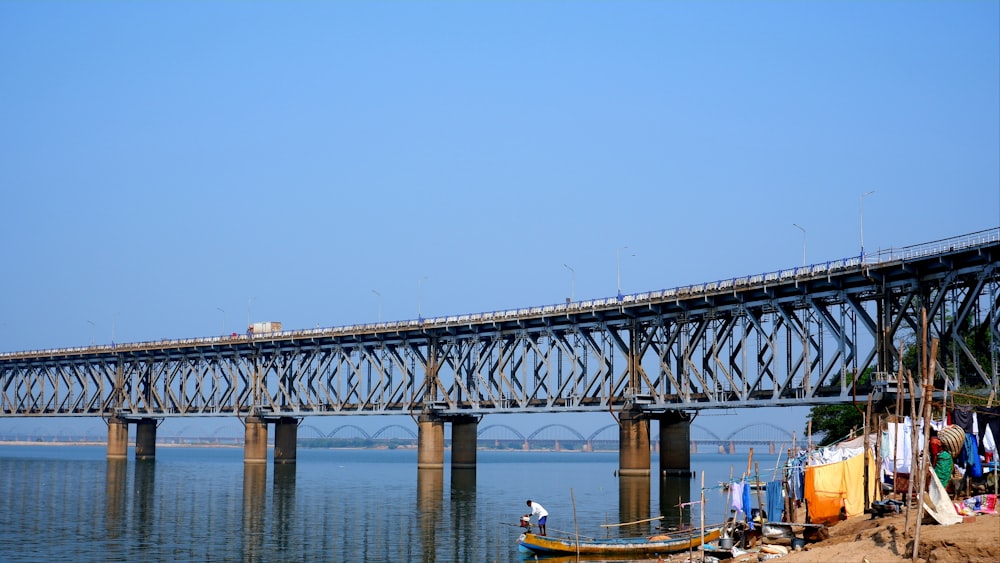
[
  {"left": 517, "top": 526, "right": 722, "bottom": 557},
  {"left": 719, "top": 480, "right": 766, "bottom": 491}
]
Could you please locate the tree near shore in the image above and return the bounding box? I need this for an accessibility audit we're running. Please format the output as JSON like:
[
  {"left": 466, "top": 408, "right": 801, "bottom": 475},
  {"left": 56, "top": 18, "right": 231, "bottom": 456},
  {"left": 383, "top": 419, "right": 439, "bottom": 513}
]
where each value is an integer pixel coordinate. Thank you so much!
[{"left": 806, "top": 313, "right": 996, "bottom": 447}]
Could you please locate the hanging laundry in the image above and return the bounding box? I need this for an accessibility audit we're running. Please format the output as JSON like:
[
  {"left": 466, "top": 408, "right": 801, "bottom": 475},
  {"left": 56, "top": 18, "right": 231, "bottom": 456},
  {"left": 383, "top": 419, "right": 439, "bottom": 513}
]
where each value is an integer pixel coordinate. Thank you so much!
[
  {"left": 952, "top": 405, "right": 976, "bottom": 436},
  {"left": 730, "top": 481, "right": 744, "bottom": 514},
  {"left": 977, "top": 406, "right": 1000, "bottom": 456},
  {"left": 804, "top": 447, "right": 878, "bottom": 525},
  {"left": 765, "top": 480, "right": 784, "bottom": 523},
  {"left": 742, "top": 480, "right": 754, "bottom": 530},
  {"left": 882, "top": 422, "right": 911, "bottom": 474},
  {"left": 962, "top": 433, "right": 983, "bottom": 478}
]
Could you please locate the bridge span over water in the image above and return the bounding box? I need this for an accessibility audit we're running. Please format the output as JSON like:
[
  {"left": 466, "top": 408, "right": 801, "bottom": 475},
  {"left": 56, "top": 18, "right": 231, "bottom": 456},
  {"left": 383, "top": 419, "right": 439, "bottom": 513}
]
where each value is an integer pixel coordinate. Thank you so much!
[{"left": 2, "top": 229, "right": 998, "bottom": 475}]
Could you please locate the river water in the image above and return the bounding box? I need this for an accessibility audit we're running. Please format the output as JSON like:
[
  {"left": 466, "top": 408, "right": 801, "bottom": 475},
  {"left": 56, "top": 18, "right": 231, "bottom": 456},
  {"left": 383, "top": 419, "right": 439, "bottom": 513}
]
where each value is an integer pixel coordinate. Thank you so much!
[{"left": 0, "top": 445, "right": 781, "bottom": 562}]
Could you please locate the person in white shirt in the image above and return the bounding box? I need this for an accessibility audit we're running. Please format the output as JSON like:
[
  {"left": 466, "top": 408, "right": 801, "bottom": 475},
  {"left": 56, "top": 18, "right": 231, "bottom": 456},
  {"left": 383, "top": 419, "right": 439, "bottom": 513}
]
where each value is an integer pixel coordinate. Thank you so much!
[{"left": 525, "top": 499, "right": 548, "bottom": 536}]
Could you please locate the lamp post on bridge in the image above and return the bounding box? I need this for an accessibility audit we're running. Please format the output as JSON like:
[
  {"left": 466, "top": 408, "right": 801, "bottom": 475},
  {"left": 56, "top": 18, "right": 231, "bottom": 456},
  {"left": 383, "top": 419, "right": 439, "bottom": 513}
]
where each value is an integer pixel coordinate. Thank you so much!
[
  {"left": 372, "top": 289, "right": 382, "bottom": 323},
  {"left": 216, "top": 307, "right": 225, "bottom": 335},
  {"left": 417, "top": 276, "right": 428, "bottom": 321},
  {"left": 792, "top": 223, "right": 806, "bottom": 267},
  {"left": 87, "top": 320, "right": 95, "bottom": 346},
  {"left": 616, "top": 246, "right": 634, "bottom": 300},
  {"left": 563, "top": 263, "right": 575, "bottom": 302},
  {"left": 859, "top": 190, "right": 875, "bottom": 262}
]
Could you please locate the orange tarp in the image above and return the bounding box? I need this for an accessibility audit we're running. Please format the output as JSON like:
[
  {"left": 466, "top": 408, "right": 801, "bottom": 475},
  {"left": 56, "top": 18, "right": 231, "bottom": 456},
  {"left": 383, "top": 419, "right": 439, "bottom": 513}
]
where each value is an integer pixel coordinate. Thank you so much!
[{"left": 804, "top": 450, "right": 877, "bottom": 525}]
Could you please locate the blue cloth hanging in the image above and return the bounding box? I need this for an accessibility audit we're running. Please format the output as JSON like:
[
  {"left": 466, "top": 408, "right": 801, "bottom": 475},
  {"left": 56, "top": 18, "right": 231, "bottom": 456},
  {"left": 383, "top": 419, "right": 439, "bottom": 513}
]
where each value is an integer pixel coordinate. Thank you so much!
[
  {"left": 742, "top": 480, "right": 754, "bottom": 530},
  {"left": 765, "top": 481, "right": 783, "bottom": 523},
  {"left": 964, "top": 433, "right": 983, "bottom": 478}
]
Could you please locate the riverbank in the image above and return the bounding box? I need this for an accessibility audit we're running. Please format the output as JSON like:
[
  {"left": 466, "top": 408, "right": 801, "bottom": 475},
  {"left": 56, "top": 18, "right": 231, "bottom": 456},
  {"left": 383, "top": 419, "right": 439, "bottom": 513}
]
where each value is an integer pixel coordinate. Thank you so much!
[{"left": 714, "top": 511, "right": 1000, "bottom": 563}]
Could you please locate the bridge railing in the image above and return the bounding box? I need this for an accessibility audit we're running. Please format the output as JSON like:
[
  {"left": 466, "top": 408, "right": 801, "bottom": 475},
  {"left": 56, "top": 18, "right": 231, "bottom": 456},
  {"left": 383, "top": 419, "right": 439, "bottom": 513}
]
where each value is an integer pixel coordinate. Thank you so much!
[
  {"left": 863, "top": 228, "right": 1000, "bottom": 265},
  {"left": 3, "top": 227, "right": 998, "bottom": 360}
]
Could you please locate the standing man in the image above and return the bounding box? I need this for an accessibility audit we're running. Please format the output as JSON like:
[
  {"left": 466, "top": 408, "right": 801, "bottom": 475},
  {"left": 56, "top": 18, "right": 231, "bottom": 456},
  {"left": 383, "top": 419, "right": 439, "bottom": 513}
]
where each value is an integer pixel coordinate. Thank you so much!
[{"left": 525, "top": 499, "right": 548, "bottom": 536}]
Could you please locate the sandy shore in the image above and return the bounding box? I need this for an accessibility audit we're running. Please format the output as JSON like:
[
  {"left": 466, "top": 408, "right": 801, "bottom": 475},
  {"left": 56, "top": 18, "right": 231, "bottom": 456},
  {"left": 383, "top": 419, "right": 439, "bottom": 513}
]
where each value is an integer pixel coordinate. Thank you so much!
[{"left": 708, "top": 511, "right": 1000, "bottom": 563}]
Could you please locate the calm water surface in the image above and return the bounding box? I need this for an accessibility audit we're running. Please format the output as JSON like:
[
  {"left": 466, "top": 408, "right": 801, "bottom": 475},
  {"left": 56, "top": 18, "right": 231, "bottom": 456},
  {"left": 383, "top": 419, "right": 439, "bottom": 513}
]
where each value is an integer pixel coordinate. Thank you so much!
[{"left": 0, "top": 445, "right": 780, "bottom": 562}]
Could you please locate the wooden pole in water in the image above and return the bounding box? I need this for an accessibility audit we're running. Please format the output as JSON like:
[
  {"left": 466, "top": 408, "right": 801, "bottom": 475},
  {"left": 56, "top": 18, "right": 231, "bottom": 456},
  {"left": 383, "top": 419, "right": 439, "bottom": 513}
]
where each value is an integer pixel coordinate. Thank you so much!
[
  {"left": 571, "top": 487, "right": 580, "bottom": 559},
  {"left": 701, "top": 471, "right": 706, "bottom": 561}
]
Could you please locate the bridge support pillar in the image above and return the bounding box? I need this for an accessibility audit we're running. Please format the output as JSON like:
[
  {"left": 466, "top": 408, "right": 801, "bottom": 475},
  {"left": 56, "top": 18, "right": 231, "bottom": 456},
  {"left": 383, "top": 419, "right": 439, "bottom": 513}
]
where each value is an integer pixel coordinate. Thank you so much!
[
  {"left": 274, "top": 417, "right": 298, "bottom": 464},
  {"left": 658, "top": 411, "right": 692, "bottom": 477},
  {"left": 135, "top": 418, "right": 157, "bottom": 460},
  {"left": 107, "top": 416, "right": 129, "bottom": 460},
  {"left": 417, "top": 414, "right": 445, "bottom": 470},
  {"left": 619, "top": 409, "right": 650, "bottom": 477},
  {"left": 450, "top": 415, "right": 478, "bottom": 470},
  {"left": 244, "top": 416, "right": 268, "bottom": 464}
]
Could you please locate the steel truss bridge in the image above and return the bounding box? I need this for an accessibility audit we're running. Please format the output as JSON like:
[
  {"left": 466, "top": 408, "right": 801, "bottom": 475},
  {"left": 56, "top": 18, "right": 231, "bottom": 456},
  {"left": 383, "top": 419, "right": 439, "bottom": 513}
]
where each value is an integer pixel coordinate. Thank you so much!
[{"left": 2, "top": 229, "right": 998, "bottom": 421}]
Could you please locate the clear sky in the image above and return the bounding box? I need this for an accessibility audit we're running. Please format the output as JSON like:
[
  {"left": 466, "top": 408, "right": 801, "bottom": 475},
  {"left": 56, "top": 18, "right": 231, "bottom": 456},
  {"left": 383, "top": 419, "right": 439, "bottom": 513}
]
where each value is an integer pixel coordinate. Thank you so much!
[{"left": 1, "top": 1, "right": 998, "bottom": 439}]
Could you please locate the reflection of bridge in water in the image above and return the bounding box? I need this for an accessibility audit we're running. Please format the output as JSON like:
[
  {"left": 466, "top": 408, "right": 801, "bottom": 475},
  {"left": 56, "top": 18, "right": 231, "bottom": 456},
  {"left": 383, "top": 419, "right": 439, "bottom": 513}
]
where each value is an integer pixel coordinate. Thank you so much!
[{"left": 0, "top": 421, "right": 796, "bottom": 454}]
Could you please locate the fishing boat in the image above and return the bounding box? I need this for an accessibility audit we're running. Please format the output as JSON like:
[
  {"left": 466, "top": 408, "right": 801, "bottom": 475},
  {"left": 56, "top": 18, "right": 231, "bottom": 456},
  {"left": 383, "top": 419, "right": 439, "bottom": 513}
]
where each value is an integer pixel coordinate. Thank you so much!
[
  {"left": 517, "top": 526, "right": 722, "bottom": 557},
  {"left": 719, "top": 480, "right": 766, "bottom": 491}
]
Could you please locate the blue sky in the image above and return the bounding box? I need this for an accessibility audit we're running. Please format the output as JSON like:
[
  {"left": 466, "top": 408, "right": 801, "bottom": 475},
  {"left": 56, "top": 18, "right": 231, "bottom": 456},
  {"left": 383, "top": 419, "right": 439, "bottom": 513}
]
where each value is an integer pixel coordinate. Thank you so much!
[{"left": 1, "top": 1, "right": 998, "bottom": 438}]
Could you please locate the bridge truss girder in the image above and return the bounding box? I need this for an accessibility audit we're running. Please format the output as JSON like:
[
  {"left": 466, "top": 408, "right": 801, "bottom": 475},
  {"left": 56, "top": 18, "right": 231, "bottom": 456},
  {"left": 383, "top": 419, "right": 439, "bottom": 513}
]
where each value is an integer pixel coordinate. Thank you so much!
[{"left": 2, "top": 239, "right": 998, "bottom": 419}]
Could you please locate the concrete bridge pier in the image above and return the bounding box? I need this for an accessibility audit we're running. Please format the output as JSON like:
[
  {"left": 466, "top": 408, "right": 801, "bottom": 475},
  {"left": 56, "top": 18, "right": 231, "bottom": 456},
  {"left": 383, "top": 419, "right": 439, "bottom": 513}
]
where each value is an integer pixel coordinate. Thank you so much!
[
  {"left": 417, "top": 414, "right": 445, "bottom": 470},
  {"left": 273, "top": 417, "right": 298, "bottom": 464},
  {"left": 106, "top": 416, "right": 159, "bottom": 460},
  {"left": 107, "top": 416, "right": 129, "bottom": 460},
  {"left": 135, "top": 418, "right": 157, "bottom": 460},
  {"left": 244, "top": 416, "right": 269, "bottom": 464},
  {"left": 658, "top": 411, "right": 693, "bottom": 477},
  {"left": 619, "top": 408, "right": 650, "bottom": 477},
  {"left": 450, "top": 415, "right": 478, "bottom": 471}
]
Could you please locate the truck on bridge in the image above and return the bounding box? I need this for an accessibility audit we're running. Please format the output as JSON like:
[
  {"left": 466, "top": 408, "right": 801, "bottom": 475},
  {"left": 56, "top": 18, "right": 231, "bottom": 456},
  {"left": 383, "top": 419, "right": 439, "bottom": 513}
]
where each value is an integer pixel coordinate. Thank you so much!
[{"left": 247, "top": 321, "right": 282, "bottom": 335}]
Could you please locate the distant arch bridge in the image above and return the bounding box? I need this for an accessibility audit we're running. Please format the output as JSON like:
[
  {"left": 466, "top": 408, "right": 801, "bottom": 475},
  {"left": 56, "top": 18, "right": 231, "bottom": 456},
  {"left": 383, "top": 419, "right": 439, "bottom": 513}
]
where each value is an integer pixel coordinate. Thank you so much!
[{"left": 690, "top": 422, "right": 797, "bottom": 454}]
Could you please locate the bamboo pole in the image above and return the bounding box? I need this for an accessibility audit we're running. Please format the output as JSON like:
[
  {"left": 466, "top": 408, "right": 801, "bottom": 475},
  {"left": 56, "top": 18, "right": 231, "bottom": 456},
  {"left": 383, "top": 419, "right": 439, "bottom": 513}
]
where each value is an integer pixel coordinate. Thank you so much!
[
  {"left": 723, "top": 464, "right": 734, "bottom": 538},
  {"left": 892, "top": 341, "right": 904, "bottom": 496},
  {"left": 912, "top": 338, "right": 938, "bottom": 561},
  {"left": 864, "top": 392, "right": 873, "bottom": 508},
  {"left": 754, "top": 461, "right": 765, "bottom": 525},
  {"left": 701, "top": 471, "right": 706, "bottom": 562},
  {"left": 600, "top": 516, "right": 664, "bottom": 528},
  {"left": 903, "top": 367, "right": 918, "bottom": 535},
  {"left": 571, "top": 487, "right": 580, "bottom": 559}
]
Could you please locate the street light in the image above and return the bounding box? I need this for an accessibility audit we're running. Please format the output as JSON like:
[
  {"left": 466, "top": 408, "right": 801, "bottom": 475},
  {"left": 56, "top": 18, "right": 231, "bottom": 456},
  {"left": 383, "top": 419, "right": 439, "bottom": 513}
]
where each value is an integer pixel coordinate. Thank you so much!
[
  {"left": 563, "top": 264, "right": 575, "bottom": 302},
  {"left": 616, "top": 246, "right": 634, "bottom": 300},
  {"left": 247, "top": 297, "right": 254, "bottom": 331},
  {"left": 372, "top": 289, "right": 382, "bottom": 322},
  {"left": 87, "top": 320, "right": 95, "bottom": 345},
  {"left": 216, "top": 307, "right": 226, "bottom": 334},
  {"left": 418, "top": 276, "right": 428, "bottom": 320},
  {"left": 793, "top": 223, "right": 807, "bottom": 267},
  {"left": 859, "top": 190, "right": 875, "bottom": 261}
]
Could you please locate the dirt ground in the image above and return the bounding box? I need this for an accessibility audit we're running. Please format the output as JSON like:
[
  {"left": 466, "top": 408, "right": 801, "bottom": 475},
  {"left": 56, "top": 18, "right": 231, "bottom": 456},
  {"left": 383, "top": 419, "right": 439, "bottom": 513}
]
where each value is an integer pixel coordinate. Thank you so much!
[{"left": 724, "top": 511, "right": 1000, "bottom": 563}]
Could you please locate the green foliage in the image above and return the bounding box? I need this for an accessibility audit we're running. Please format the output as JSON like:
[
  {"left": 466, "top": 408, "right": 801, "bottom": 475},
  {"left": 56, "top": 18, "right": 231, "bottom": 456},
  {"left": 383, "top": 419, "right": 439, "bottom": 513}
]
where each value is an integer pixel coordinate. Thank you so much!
[{"left": 805, "top": 404, "right": 863, "bottom": 447}]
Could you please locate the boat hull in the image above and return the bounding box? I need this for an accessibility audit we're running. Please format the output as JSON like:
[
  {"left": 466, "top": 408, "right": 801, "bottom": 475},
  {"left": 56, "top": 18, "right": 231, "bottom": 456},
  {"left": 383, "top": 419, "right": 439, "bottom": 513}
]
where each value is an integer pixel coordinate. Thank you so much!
[{"left": 517, "top": 527, "right": 721, "bottom": 557}]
